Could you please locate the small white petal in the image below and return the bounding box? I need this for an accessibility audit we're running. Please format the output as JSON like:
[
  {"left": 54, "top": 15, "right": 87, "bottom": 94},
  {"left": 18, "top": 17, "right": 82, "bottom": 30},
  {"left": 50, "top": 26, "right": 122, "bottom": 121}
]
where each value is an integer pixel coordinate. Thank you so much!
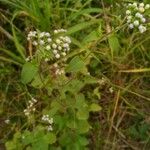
[
  {"left": 138, "top": 25, "right": 146, "bottom": 33},
  {"left": 133, "top": 2, "right": 137, "bottom": 7},
  {"left": 139, "top": 3, "right": 144, "bottom": 7},
  {"left": 32, "top": 41, "right": 38, "bottom": 46},
  {"left": 145, "top": 4, "right": 150, "bottom": 9},
  {"left": 5, "top": 119, "right": 10, "bottom": 124},
  {"left": 39, "top": 40, "right": 45, "bottom": 45},
  {"left": 127, "top": 19, "right": 131, "bottom": 23},
  {"left": 127, "top": 16, "right": 132, "bottom": 20},
  {"left": 135, "top": 12, "right": 142, "bottom": 18},
  {"left": 47, "top": 125, "right": 53, "bottom": 131},
  {"left": 27, "top": 37, "right": 30, "bottom": 41},
  {"left": 39, "top": 32, "right": 45, "bottom": 38},
  {"left": 54, "top": 30, "right": 58, "bottom": 34},
  {"left": 61, "top": 52, "right": 66, "bottom": 56},
  {"left": 129, "top": 23, "right": 134, "bottom": 29},
  {"left": 53, "top": 63, "right": 58, "bottom": 68},
  {"left": 138, "top": 7, "right": 145, "bottom": 13},
  {"left": 133, "top": 20, "right": 139, "bottom": 26},
  {"left": 46, "top": 45, "right": 51, "bottom": 50},
  {"left": 52, "top": 43, "right": 57, "bottom": 49},
  {"left": 141, "top": 17, "right": 146, "bottom": 23},
  {"left": 53, "top": 50, "right": 58, "bottom": 54},
  {"left": 45, "top": 32, "right": 50, "bottom": 37},
  {"left": 56, "top": 39, "right": 61, "bottom": 44},
  {"left": 126, "top": 10, "right": 131, "bottom": 15},
  {"left": 55, "top": 54, "right": 60, "bottom": 59},
  {"left": 47, "top": 38, "right": 52, "bottom": 43},
  {"left": 63, "top": 43, "right": 69, "bottom": 48},
  {"left": 58, "top": 46, "right": 62, "bottom": 50}
]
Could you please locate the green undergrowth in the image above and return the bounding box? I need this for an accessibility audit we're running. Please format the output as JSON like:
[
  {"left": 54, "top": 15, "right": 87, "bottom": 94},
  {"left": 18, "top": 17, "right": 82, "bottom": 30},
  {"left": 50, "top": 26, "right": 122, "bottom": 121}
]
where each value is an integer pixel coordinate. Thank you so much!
[{"left": 0, "top": 0, "right": 150, "bottom": 149}]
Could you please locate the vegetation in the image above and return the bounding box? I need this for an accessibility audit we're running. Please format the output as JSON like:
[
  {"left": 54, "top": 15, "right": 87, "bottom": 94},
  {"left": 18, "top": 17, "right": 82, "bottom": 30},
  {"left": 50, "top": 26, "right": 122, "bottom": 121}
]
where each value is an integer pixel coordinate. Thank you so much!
[{"left": 0, "top": 0, "right": 150, "bottom": 149}]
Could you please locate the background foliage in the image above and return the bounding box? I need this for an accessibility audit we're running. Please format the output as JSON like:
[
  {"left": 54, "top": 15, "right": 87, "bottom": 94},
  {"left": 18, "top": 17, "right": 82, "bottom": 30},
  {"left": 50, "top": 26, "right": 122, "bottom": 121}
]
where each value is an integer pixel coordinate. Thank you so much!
[{"left": 0, "top": 0, "right": 150, "bottom": 149}]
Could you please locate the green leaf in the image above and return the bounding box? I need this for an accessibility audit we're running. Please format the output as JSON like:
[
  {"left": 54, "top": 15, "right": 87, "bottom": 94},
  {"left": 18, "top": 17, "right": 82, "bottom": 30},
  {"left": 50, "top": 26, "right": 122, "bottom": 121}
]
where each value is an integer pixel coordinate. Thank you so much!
[
  {"left": 89, "top": 103, "right": 102, "bottom": 112},
  {"left": 77, "top": 107, "right": 89, "bottom": 120},
  {"left": 108, "top": 34, "right": 120, "bottom": 58},
  {"left": 67, "top": 120, "right": 77, "bottom": 129},
  {"left": 22, "top": 131, "right": 34, "bottom": 145},
  {"left": 69, "top": 8, "right": 102, "bottom": 21},
  {"left": 31, "top": 74, "right": 49, "bottom": 88},
  {"left": 78, "top": 120, "right": 91, "bottom": 134},
  {"left": 67, "top": 20, "right": 100, "bottom": 35},
  {"left": 93, "top": 87, "right": 101, "bottom": 99},
  {"left": 66, "top": 56, "right": 86, "bottom": 73},
  {"left": 82, "top": 24, "right": 102, "bottom": 44},
  {"left": 75, "top": 94, "right": 86, "bottom": 109},
  {"left": 21, "top": 62, "right": 38, "bottom": 84},
  {"left": 78, "top": 136, "right": 89, "bottom": 146},
  {"left": 44, "top": 133, "right": 56, "bottom": 144}
]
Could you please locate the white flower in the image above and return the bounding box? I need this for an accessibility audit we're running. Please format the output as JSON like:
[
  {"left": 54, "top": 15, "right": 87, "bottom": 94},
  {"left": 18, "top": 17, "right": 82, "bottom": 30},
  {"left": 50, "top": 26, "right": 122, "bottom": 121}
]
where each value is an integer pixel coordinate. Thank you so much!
[
  {"left": 145, "top": 4, "right": 150, "bottom": 9},
  {"left": 138, "top": 25, "right": 146, "bottom": 33},
  {"left": 47, "top": 125, "right": 53, "bottom": 131},
  {"left": 32, "top": 108, "right": 36, "bottom": 111},
  {"left": 47, "top": 38, "right": 52, "bottom": 43},
  {"left": 41, "top": 115, "right": 54, "bottom": 131},
  {"left": 66, "top": 47, "right": 70, "bottom": 51},
  {"left": 32, "top": 41, "right": 38, "bottom": 46},
  {"left": 61, "top": 52, "right": 66, "bottom": 56},
  {"left": 63, "top": 43, "right": 69, "bottom": 48},
  {"left": 60, "top": 70, "right": 64, "bottom": 74},
  {"left": 31, "top": 98, "right": 37, "bottom": 103},
  {"left": 128, "top": 3, "right": 132, "bottom": 7},
  {"left": 5, "top": 119, "right": 10, "bottom": 124},
  {"left": 138, "top": 7, "right": 145, "bottom": 13},
  {"left": 45, "top": 58, "right": 49, "bottom": 62},
  {"left": 109, "top": 87, "right": 114, "bottom": 94},
  {"left": 127, "top": 15, "right": 132, "bottom": 20},
  {"left": 52, "top": 43, "right": 57, "bottom": 49},
  {"left": 39, "top": 40, "right": 45, "bottom": 45},
  {"left": 39, "top": 32, "right": 45, "bottom": 38},
  {"left": 27, "top": 37, "right": 30, "bottom": 41},
  {"left": 129, "top": 23, "right": 134, "bottom": 29},
  {"left": 45, "top": 32, "right": 50, "bottom": 37},
  {"left": 55, "top": 53, "right": 60, "bottom": 59},
  {"left": 135, "top": 12, "right": 142, "bottom": 18},
  {"left": 48, "top": 118, "right": 53, "bottom": 124},
  {"left": 24, "top": 97, "right": 37, "bottom": 116},
  {"left": 126, "top": 10, "right": 131, "bottom": 15},
  {"left": 133, "top": 20, "right": 139, "bottom": 26},
  {"left": 133, "top": 2, "right": 137, "bottom": 7},
  {"left": 46, "top": 45, "right": 51, "bottom": 50},
  {"left": 60, "top": 29, "right": 67, "bottom": 32},
  {"left": 53, "top": 50, "right": 58, "bottom": 54},
  {"left": 139, "top": 3, "right": 144, "bottom": 7},
  {"left": 56, "top": 39, "right": 61, "bottom": 44},
  {"left": 53, "top": 63, "right": 58, "bottom": 68},
  {"left": 127, "top": 19, "right": 131, "bottom": 23},
  {"left": 66, "top": 37, "right": 71, "bottom": 43},
  {"left": 58, "top": 46, "right": 62, "bottom": 50},
  {"left": 141, "top": 17, "right": 146, "bottom": 23},
  {"left": 54, "top": 30, "right": 58, "bottom": 34},
  {"left": 25, "top": 57, "right": 30, "bottom": 62}
]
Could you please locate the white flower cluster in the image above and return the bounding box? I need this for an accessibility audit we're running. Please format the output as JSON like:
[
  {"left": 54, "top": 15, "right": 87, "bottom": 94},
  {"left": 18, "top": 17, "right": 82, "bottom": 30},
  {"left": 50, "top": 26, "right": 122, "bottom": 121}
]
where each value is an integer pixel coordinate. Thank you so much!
[
  {"left": 24, "top": 98, "right": 37, "bottom": 116},
  {"left": 98, "top": 77, "right": 106, "bottom": 86},
  {"left": 27, "top": 29, "right": 71, "bottom": 61},
  {"left": 126, "top": 2, "right": 150, "bottom": 33},
  {"left": 41, "top": 114, "right": 53, "bottom": 131},
  {"left": 53, "top": 63, "right": 64, "bottom": 75},
  {"left": 109, "top": 87, "right": 114, "bottom": 94}
]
